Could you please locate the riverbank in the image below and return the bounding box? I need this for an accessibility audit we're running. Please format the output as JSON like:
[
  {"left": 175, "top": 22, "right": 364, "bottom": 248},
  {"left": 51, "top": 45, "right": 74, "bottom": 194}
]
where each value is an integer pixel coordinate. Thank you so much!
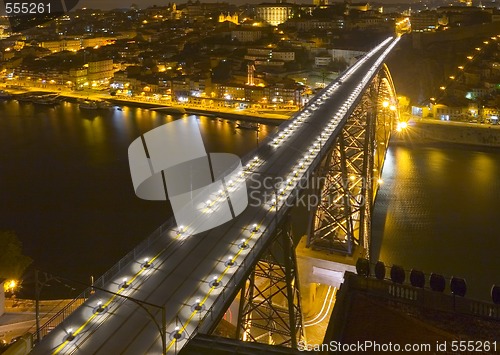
[
  {"left": 106, "top": 97, "right": 287, "bottom": 125},
  {"left": 1, "top": 85, "right": 291, "bottom": 125},
  {"left": 393, "top": 117, "right": 500, "bottom": 148}
]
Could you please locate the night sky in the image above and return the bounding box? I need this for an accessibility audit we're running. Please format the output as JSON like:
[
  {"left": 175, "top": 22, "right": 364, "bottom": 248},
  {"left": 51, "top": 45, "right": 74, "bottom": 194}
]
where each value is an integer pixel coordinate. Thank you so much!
[
  {"left": 0, "top": 0, "right": 411, "bottom": 15},
  {"left": 77, "top": 0, "right": 286, "bottom": 10},
  {"left": 76, "top": 0, "right": 406, "bottom": 10}
]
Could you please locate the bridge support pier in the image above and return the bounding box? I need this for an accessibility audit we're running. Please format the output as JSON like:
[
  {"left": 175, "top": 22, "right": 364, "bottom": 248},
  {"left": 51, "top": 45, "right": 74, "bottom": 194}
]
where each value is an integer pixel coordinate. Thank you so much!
[{"left": 235, "top": 217, "right": 304, "bottom": 348}]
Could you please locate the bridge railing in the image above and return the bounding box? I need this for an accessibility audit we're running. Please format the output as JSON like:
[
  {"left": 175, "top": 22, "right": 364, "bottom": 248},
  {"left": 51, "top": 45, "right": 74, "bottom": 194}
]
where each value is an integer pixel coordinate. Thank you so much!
[
  {"left": 92, "top": 217, "right": 175, "bottom": 289},
  {"left": 349, "top": 273, "right": 500, "bottom": 322},
  {"left": 196, "top": 215, "right": 271, "bottom": 334},
  {"left": 34, "top": 289, "right": 90, "bottom": 342},
  {"left": 35, "top": 217, "right": 176, "bottom": 342}
]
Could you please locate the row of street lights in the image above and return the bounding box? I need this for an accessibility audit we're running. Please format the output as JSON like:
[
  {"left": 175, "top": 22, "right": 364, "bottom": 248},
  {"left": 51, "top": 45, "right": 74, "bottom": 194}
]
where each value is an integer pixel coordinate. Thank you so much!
[{"left": 432, "top": 34, "right": 500, "bottom": 104}]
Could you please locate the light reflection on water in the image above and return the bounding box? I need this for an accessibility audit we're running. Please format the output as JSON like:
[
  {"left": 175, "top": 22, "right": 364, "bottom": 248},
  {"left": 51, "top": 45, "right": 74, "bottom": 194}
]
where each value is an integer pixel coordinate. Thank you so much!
[
  {"left": 372, "top": 141, "right": 500, "bottom": 301},
  {"left": 0, "top": 100, "right": 277, "bottom": 287}
]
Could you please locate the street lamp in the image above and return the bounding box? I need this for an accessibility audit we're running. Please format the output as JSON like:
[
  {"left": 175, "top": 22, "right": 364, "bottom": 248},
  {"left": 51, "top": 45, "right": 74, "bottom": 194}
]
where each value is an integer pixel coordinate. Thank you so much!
[
  {"left": 396, "top": 121, "right": 408, "bottom": 132},
  {"left": 4, "top": 279, "right": 18, "bottom": 293}
]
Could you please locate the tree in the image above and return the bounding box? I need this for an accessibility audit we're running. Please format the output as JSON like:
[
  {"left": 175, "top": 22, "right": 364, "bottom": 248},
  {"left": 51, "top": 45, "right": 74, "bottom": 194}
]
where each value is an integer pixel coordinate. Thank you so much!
[
  {"left": 328, "top": 57, "right": 348, "bottom": 72},
  {"left": 212, "top": 60, "right": 232, "bottom": 82},
  {"left": 0, "top": 231, "right": 32, "bottom": 280}
]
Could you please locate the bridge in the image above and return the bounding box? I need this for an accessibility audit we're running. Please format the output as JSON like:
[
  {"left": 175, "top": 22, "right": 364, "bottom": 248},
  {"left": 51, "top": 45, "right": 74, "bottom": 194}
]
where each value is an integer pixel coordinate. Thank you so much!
[{"left": 31, "top": 36, "right": 401, "bottom": 354}]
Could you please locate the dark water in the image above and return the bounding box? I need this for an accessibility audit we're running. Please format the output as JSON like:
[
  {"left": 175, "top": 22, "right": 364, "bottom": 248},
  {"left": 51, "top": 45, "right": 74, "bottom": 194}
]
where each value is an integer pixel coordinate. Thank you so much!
[
  {"left": 0, "top": 100, "right": 276, "bottom": 295},
  {"left": 372, "top": 141, "right": 500, "bottom": 302}
]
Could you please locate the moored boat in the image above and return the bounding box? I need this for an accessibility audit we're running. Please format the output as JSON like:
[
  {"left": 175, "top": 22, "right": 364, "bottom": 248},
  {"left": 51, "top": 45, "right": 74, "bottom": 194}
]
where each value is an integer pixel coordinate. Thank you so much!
[
  {"left": 16, "top": 94, "right": 34, "bottom": 103},
  {"left": 97, "top": 100, "right": 114, "bottom": 110},
  {"left": 236, "top": 122, "right": 260, "bottom": 131},
  {"left": 79, "top": 100, "right": 99, "bottom": 110},
  {"left": 0, "top": 90, "right": 12, "bottom": 99},
  {"left": 33, "top": 96, "right": 59, "bottom": 106}
]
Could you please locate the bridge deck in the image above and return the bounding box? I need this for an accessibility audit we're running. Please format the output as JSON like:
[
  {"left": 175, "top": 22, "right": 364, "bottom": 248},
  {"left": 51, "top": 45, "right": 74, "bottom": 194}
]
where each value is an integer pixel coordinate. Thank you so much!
[{"left": 32, "top": 36, "right": 400, "bottom": 355}]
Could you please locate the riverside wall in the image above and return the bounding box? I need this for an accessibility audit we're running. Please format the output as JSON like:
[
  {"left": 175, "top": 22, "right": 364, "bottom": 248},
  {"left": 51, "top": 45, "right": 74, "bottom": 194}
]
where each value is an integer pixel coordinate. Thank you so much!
[{"left": 402, "top": 119, "right": 500, "bottom": 147}]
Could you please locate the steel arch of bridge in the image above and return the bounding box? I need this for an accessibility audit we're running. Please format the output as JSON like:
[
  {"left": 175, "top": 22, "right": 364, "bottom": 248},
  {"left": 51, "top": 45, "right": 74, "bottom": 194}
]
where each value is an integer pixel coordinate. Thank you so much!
[{"left": 307, "top": 64, "right": 398, "bottom": 256}]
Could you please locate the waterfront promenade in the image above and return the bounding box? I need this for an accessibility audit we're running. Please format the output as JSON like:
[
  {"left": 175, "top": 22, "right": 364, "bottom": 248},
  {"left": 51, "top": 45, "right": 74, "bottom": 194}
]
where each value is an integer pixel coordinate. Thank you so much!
[{"left": 0, "top": 84, "right": 294, "bottom": 123}]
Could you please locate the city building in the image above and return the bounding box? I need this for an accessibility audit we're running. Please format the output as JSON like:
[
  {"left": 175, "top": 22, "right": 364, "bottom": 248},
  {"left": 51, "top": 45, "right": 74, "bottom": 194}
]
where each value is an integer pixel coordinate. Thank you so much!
[
  {"left": 256, "top": 2, "right": 295, "bottom": 26},
  {"left": 213, "top": 78, "right": 302, "bottom": 107},
  {"left": 0, "top": 26, "right": 9, "bottom": 39},
  {"left": 219, "top": 13, "right": 239, "bottom": 25},
  {"left": 432, "top": 101, "right": 470, "bottom": 121},
  {"left": 68, "top": 68, "right": 88, "bottom": 89},
  {"left": 436, "top": 6, "right": 494, "bottom": 27},
  {"left": 269, "top": 81, "right": 302, "bottom": 105},
  {"left": 329, "top": 48, "right": 365, "bottom": 65},
  {"left": 87, "top": 59, "right": 114, "bottom": 86},
  {"left": 39, "top": 37, "right": 116, "bottom": 53},
  {"left": 315, "top": 56, "right": 332, "bottom": 67},
  {"left": 483, "top": 107, "right": 499, "bottom": 123},
  {"left": 40, "top": 39, "right": 82, "bottom": 53},
  {"left": 346, "top": 2, "right": 371, "bottom": 14},
  {"left": 410, "top": 10, "right": 439, "bottom": 32},
  {"left": 245, "top": 48, "right": 295, "bottom": 62},
  {"left": 348, "top": 16, "right": 392, "bottom": 30},
  {"left": 282, "top": 18, "right": 345, "bottom": 31},
  {"left": 272, "top": 51, "right": 295, "bottom": 62},
  {"left": 231, "top": 29, "right": 263, "bottom": 43}
]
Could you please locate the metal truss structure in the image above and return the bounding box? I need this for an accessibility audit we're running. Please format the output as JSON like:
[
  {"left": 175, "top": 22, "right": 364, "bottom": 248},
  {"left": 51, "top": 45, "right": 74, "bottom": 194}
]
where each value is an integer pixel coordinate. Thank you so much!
[
  {"left": 307, "top": 65, "right": 398, "bottom": 256},
  {"left": 203, "top": 66, "right": 398, "bottom": 351},
  {"left": 234, "top": 217, "right": 304, "bottom": 349}
]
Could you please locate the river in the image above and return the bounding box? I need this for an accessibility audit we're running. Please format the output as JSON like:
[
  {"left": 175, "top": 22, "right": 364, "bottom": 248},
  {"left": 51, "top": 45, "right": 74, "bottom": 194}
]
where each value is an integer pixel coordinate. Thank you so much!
[
  {"left": 372, "top": 140, "right": 500, "bottom": 302},
  {"left": 0, "top": 99, "right": 276, "bottom": 297}
]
